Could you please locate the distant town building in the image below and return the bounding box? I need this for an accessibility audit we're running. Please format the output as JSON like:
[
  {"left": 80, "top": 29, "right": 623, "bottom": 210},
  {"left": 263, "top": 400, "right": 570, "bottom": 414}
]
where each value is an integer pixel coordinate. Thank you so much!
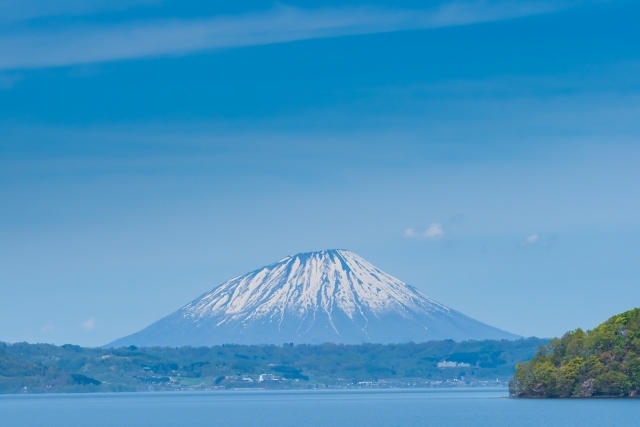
[{"left": 437, "top": 361, "right": 471, "bottom": 368}]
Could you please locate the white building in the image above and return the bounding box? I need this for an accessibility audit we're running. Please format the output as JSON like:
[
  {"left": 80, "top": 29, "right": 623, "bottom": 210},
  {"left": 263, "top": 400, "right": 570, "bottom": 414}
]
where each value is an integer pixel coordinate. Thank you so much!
[{"left": 437, "top": 361, "right": 471, "bottom": 368}]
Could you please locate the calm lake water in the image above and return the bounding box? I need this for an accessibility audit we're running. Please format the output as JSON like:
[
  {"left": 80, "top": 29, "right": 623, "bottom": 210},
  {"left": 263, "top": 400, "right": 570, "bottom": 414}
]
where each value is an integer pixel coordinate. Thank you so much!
[{"left": 1, "top": 388, "right": 638, "bottom": 427}]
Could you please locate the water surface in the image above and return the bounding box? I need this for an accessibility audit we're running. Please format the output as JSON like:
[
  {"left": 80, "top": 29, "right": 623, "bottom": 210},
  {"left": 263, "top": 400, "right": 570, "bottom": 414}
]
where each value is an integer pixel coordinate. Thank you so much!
[{"left": 1, "top": 389, "right": 637, "bottom": 426}]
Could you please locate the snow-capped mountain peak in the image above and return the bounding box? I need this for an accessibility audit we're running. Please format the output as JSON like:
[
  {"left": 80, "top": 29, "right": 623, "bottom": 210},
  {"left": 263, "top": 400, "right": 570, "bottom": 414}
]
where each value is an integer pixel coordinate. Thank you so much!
[
  {"left": 108, "top": 249, "right": 518, "bottom": 347},
  {"left": 184, "top": 249, "right": 448, "bottom": 325}
]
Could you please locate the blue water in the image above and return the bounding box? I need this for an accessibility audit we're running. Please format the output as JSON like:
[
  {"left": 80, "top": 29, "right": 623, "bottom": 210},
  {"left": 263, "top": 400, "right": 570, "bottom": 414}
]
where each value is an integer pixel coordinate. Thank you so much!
[{"left": 0, "top": 389, "right": 638, "bottom": 426}]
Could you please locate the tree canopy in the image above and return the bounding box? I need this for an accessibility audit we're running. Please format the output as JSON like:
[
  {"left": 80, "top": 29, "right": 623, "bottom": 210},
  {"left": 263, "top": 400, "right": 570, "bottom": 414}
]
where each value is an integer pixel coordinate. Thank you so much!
[{"left": 510, "top": 308, "right": 640, "bottom": 398}]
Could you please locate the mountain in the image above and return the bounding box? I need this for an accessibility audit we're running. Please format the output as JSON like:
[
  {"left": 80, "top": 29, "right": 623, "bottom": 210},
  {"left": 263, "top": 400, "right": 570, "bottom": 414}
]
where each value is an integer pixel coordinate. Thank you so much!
[{"left": 107, "top": 249, "right": 518, "bottom": 347}]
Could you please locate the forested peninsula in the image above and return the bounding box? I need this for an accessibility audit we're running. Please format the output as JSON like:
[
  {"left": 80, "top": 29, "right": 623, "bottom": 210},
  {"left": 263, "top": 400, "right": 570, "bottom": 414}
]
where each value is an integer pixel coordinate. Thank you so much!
[
  {"left": 0, "top": 338, "right": 545, "bottom": 394},
  {"left": 510, "top": 308, "right": 640, "bottom": 398}
]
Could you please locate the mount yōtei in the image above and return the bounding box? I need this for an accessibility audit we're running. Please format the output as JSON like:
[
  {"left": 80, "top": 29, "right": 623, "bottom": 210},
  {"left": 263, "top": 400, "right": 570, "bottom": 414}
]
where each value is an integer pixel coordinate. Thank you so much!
[{"left": 108, "top": 250, "right": 518, "bottom": 347}]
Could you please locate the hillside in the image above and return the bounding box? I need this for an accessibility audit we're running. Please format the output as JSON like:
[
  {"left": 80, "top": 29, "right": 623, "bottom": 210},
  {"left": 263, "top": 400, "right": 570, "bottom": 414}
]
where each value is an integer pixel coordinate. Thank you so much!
[
  {"left": 509, "top": 308, "right": 640, "bottom": 397},
  {"left": 0, "top": 338, "right": 545, "bottom": 393}
]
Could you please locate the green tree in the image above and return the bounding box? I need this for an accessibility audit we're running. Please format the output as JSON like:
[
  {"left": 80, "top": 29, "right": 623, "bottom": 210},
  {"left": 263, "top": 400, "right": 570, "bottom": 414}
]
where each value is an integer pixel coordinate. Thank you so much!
[{"left": 511, "top": 308, "right": 640, "bottom": 398}]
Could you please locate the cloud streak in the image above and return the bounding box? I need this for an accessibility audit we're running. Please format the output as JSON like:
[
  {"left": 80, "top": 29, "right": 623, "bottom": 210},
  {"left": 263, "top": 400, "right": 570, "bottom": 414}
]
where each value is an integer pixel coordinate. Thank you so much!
[
  {"left": 404, "top": 222, "right": 447, "bottom": 240},
  {"left": 0, "top": 1, "right": 563, "bottom": 70}
]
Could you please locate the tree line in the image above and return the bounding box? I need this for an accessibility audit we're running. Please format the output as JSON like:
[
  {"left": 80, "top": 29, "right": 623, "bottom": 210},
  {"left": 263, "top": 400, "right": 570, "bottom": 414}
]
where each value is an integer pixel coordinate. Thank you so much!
[{"left": 0, "top": 337, "right": 546, "bottom": 393}]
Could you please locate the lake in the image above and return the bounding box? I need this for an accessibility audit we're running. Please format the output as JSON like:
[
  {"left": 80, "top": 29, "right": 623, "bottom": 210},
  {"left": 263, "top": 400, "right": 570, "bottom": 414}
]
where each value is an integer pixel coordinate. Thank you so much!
[{"left": 1, "top": 389, "right": 638, "bottom": 426}]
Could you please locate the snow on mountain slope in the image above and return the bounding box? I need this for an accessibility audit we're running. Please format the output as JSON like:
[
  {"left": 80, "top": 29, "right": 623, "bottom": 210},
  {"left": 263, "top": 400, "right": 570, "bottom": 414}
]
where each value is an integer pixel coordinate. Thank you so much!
[{"left": 107, "top": 249, "right": 518, "bottom": 347}]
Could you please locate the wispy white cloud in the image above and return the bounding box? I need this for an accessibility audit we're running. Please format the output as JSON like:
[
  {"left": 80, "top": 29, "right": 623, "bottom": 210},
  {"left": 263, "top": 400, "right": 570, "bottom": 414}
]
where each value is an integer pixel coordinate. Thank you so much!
[
  {"left": 403, "top": 228, "right": 418, "bottom": 238},
  {"left": 424, "top": 223, "right": 446, "bottom": 239},
  {"left": 81, "top": 317, "right": 96, "bottom": 331},
  {"left": 0, "top": 1, "right": 564, "bottom": 70},
  {"left": 520, "top": 233, "right": 559, "bottom": 248},
  {"left": 404, "top": 222, "right": 447, "bottom": 239},
  {"left": 0, "top": 0, "right": 157, "bottom": 23}
]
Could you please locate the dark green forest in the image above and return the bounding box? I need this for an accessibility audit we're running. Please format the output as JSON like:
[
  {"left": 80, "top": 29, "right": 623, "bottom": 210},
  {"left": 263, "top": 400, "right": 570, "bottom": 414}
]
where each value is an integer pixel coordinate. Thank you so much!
[
  {"left": 0, "top": 338, "right": 546, "bottom": 393},
  {"left": 510, "top": 308, "right": 640, "bottom": 398}
]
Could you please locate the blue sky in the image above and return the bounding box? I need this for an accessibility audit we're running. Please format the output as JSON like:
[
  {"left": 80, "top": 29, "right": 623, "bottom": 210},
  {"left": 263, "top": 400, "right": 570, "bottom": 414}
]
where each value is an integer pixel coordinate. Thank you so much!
[{"left": 1, "top": 0, "right": 640, "bottom": 347}]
